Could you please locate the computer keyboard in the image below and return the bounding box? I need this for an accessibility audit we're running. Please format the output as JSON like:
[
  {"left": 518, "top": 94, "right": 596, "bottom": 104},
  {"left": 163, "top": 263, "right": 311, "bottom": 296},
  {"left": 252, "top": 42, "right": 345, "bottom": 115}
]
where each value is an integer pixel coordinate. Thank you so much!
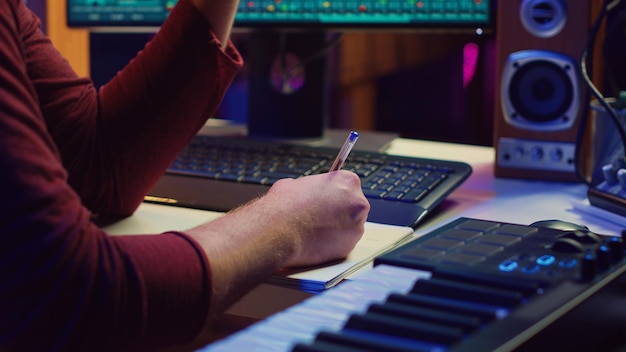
[{"left": 147, "top": 135, "right": 473, "bottom": 228}]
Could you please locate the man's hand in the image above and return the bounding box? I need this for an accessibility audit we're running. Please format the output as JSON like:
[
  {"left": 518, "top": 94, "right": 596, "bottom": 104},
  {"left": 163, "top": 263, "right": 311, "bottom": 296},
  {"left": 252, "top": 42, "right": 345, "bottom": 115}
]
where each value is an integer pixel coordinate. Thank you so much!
[{"left": 185, "top": 171, "right": 369, "bottom": 313}]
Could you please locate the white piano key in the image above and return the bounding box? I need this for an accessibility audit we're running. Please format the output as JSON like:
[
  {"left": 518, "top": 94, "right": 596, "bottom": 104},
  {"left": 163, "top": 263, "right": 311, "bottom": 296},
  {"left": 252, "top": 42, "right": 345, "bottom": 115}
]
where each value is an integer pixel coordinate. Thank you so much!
[{"left": 202, "top": 265, "right": 428, "bottom": 351}]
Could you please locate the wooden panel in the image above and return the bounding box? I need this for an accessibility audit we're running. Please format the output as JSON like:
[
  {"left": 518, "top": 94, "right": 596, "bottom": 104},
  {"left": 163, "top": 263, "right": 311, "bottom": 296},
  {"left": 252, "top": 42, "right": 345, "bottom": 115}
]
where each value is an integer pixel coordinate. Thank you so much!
[
  {"left": 335, "top": 81, "right": 378, "bottom": 130},
  {"left": 335, "top": 31, "right": 471, "bottom": 131},
  {"left": 45, "top": 0, "right": 90, "bottom": 77}
]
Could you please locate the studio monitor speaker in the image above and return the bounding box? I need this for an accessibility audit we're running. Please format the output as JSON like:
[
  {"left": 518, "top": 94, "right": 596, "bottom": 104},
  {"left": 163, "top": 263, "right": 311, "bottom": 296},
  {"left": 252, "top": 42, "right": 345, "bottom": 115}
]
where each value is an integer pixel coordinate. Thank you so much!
[
  {"left": 494, "top": 0, "right": 591, "bottom": 181},
  {"left": 247, "top": 31, "right": 328, "bottom": 139}
]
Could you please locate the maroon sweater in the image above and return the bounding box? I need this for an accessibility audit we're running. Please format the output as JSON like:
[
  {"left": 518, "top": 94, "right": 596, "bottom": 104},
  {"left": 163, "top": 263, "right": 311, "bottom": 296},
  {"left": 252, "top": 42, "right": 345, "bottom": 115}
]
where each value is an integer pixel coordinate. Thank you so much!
[{"left": 0, "top": 0, "right": 242, "bottom": 350}]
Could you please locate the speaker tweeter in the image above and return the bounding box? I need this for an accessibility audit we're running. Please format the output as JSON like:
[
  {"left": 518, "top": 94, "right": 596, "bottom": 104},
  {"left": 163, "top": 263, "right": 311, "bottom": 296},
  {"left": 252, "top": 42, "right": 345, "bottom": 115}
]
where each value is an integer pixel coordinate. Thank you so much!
[{"left": 520, "top": 0, "right": 568, "bottom": 38}]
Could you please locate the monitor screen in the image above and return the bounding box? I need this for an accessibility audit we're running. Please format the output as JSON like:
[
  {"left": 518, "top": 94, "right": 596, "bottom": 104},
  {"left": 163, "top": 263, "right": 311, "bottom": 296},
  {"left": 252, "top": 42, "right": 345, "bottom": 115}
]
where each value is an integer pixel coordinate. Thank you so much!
[{"left": 67, "top": 0, "right": 493, "bottom": 31}]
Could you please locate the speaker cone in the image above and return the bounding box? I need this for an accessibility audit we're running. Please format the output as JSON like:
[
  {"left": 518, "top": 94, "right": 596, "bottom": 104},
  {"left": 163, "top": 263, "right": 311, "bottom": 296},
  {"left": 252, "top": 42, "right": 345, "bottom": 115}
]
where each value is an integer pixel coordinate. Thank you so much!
[{"left": 500, "top": 50, "right": 579, "bottom": 131}]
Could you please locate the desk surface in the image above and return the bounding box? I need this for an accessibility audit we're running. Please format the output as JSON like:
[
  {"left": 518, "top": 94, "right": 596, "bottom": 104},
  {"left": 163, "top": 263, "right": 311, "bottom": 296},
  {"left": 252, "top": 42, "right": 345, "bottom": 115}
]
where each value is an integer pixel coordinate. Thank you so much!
[
  {"left": 106, "top": 137, "right": 624, "bottom": 238},
  {"left": 387, "top": 138, "right": 623, "bottom": 237}
]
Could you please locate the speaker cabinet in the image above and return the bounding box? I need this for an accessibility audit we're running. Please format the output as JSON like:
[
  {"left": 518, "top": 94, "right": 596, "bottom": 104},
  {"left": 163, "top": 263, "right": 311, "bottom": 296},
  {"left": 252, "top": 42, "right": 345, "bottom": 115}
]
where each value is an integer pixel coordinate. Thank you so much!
[
  {"left": 247, "top": 31, "right": 328, "bottom": 139},
  {"left": 494, "top": 0, "right": 591, "bottom": 181}
]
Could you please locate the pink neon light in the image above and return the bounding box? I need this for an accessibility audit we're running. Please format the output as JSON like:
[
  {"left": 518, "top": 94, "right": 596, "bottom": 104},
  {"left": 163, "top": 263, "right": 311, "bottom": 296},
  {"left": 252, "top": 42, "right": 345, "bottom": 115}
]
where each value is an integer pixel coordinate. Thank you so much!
[{"left": 463, "top": 42, "right": 479, "bottom": 88}]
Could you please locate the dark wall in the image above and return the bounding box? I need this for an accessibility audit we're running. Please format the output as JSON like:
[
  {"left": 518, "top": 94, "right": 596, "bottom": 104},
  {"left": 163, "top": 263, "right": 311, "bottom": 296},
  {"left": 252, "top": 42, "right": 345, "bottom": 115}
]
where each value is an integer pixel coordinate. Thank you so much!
[{"left": 376, "top": 33, "right": 496, "bottom": 146}]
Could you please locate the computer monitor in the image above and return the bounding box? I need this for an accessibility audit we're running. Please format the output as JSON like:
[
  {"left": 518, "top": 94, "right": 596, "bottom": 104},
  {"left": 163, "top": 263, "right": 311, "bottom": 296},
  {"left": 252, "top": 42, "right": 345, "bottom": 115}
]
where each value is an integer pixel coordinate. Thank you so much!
[
  {"left": 66, "top": 0, "right": 494, "bottom": 140},
  {"left": 67, "top": 1, "right": 493, "bottom": 30}
]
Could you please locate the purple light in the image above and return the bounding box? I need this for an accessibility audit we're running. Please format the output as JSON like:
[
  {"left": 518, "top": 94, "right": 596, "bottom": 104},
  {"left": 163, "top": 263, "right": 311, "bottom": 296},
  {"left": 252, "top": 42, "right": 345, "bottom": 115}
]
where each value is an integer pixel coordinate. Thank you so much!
[{"left": 463, "top": 42, "right": 480, "bottom": 88}]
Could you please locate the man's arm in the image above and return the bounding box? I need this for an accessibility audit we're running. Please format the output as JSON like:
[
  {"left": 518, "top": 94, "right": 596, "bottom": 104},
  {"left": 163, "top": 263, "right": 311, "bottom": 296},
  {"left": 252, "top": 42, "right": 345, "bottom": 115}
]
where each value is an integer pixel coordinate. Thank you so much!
[
  {"left": 22, "top": 0, "right": 243, "bottom": 217},
  {"left": 1, "top": 2, "right": 214, "bottom": 350},
  {"left": 179, "top": 170, "right": 369, "bottom": 349},
  {"left": 189, "top": 0, "right": 239, "bottom": 48}
]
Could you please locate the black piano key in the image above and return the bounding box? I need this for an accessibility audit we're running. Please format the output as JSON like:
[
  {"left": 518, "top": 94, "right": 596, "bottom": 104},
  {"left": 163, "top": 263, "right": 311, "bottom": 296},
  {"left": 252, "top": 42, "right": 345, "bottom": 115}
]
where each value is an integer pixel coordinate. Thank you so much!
[
  {"left": 344, "top": 311, "right": 464, "bottom": 345},
  {"left": 367, "top": 302, "right": 482, "bottom": 331},
  {"left": 291, "top": 341, "right": 372, "bottom": 352},
  {"left": 386, "top": 292, "right": 500, "bottom": 322},
  {"left": 431, "top": 268, "right": 543, "bottom": 296},
  {"left": 293, "top": 331, "right": 428, "bottom": 352},
  {"left": 411, "top": 278, "right": 524, "bottom": 307}
]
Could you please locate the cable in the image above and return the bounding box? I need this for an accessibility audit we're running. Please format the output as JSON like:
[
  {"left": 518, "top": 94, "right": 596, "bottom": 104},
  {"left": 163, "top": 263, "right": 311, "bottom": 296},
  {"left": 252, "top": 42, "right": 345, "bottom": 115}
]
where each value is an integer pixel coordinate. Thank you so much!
[
  {"left": 575, "top": 0, "right": 606, "bottom": 184},
  {"left": 277, "top": 32, "right": 344, "bottom": 90},
  {"left": 278, "top": 31, "right": 290, "bottom": 92},
  {"left": 577, "top": 0, "right": 626, "bottom": 184},
  {"left": 288, "top": 32, "right": 343, "bottom": 77},
  {"left": 581, "top": 0, "right": 626, "bottom": 147}
]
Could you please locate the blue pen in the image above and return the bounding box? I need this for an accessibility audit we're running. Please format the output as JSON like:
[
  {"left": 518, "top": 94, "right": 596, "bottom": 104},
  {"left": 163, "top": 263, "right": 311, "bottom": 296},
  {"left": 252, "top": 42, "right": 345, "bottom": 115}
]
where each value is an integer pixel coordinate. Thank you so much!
[{"left": 329, "top": 130, "right": 359, "bottom": 172}]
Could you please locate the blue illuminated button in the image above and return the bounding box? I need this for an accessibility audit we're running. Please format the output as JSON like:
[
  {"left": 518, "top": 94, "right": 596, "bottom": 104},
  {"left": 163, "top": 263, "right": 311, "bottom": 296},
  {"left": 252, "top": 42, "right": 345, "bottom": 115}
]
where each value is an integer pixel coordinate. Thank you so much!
[
  {"left": 536, "top": 254, "right": 556, "bottom": 266},
  {"left": 558, "top": 258, "right": 578, "bottom": 269},
  {"left": 498, "top": 259, "right": 519, "bottom": 272}
]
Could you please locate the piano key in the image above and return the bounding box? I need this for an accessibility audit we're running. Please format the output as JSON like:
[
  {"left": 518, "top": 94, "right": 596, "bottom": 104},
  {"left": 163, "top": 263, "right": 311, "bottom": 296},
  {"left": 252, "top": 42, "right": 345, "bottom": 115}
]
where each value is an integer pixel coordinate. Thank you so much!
[
  {"left": 430, "top": 268, "right": 543, "bottom": 296},
  {"left": 293, "top": 330, "right": 436, "bottom": 352},
  {"left": 410, "top": 278, "right": 524, "bottom": 307},
  {"left": 366, "top": 302, "right": 482, "bottom": 331},
  {"left": 385, "top": 292, "right": 504, "bottom": 322},
  {"left": 204, "top": 265, "right": 429, "bottom": 351},
  {"left": 343, "top": 311, "right": 464, "bottom": 345},
  {"left": 292, "top": 330, "right": 426, "bottom": 352},
  {"left": 291, "top": 341, "right": 371, "bottom": 352}
]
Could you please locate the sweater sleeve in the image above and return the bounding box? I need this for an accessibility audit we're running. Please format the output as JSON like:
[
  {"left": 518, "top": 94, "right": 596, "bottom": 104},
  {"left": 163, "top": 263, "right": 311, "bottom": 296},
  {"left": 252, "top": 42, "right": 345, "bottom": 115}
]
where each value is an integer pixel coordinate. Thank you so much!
[
  {"left": 27, "top": 0, "right": 243, "bottom": 218},
  {"left": 0, "top": 1, "right": 241, "bottom": 350}
]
